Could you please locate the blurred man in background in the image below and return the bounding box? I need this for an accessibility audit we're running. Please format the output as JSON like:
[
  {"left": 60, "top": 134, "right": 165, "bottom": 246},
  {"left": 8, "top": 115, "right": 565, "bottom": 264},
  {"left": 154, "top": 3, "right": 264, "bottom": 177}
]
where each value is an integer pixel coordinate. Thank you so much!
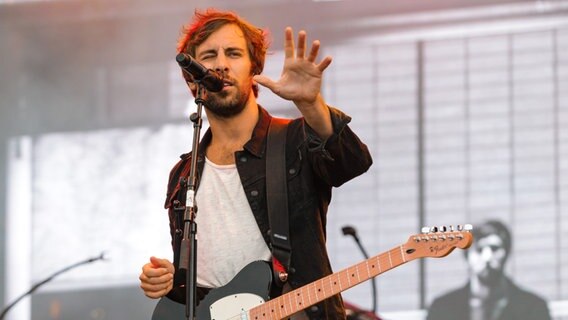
[{"left": 427, "top": 220, "right": 551, "bottom": 320}]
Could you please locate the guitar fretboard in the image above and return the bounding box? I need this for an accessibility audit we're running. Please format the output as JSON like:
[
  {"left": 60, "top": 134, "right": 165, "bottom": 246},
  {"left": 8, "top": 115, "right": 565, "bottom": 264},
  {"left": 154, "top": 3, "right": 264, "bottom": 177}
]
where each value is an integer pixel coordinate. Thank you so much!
[{"left": 248, "top": 245, "right": 409, "bottom": 319}]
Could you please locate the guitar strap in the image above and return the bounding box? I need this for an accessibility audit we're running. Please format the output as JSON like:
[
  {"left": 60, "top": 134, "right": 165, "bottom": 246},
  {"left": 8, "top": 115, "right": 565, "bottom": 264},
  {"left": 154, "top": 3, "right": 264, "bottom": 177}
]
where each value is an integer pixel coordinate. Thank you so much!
[{"left": 266, "top": 117, "right": 292, "bottom": 287}]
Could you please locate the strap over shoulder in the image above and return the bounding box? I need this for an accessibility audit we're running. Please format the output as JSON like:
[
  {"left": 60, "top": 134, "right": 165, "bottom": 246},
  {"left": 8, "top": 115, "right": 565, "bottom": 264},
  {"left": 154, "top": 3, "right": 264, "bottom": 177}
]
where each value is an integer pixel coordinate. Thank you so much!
[{"left": 266, "top": 117, "right": 292, "bottom": 286}]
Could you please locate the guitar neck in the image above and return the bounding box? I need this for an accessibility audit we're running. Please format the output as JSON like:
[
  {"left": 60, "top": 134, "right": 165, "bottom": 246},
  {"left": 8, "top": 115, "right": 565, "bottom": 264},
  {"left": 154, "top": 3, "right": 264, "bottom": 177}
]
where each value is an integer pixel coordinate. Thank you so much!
[{"left": 249, "top": 245, "right": 410, "bottom": 319}]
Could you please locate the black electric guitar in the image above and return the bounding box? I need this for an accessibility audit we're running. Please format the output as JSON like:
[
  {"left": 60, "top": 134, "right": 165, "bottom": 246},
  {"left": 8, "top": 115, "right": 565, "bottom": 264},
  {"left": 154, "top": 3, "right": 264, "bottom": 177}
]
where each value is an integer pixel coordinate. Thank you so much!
[{"left": 152, "top": 225, "right": 473, "bottom": 320}]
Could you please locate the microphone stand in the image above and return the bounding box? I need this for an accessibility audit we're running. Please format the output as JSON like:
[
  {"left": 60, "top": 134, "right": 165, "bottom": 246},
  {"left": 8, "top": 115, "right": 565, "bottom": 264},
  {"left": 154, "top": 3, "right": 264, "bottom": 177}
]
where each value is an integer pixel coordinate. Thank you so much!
[
  {"left": 0, "top": 252, "right": 106, "bottom": 320},
  {"left": 342, "top": 226, "right": 378, "bottom": 316},
  {"left": 179, "top": 82, "right": 206, "bottom": 320}
]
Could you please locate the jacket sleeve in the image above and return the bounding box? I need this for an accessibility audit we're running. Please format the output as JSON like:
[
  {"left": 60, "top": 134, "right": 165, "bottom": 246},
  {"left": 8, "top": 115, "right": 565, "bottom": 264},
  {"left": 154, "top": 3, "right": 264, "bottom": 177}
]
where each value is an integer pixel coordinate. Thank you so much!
[{"left": 303, "top": 106, "right": 373, "bottom": 187}]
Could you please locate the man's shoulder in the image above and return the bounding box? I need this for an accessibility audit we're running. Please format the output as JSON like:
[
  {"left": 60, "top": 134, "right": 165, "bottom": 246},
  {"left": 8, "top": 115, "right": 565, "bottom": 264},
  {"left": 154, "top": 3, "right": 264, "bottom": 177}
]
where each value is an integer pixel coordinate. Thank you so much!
[
  {"left": 509, "top": 280, "right": 548, "bottom": 304},
  {"left": 430, "top": 284, "right": 469, "bottom": 305},
  {"left": 427, "top": 284, "right": 470, "bottom": 320}
]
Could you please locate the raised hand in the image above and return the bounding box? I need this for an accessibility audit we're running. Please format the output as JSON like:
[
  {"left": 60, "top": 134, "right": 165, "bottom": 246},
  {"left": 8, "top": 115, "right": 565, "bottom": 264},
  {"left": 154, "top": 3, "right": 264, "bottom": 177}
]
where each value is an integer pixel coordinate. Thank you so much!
[{"left": 254, "top": 27, "right": 333, "bottom": 137}]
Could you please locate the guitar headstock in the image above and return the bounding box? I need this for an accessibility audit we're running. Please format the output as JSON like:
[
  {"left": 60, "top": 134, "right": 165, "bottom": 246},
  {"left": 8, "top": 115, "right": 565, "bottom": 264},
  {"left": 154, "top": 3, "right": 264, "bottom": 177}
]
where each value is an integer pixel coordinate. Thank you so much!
[{"left": 403, "top": 224, "right": 474, "bottom": 260}]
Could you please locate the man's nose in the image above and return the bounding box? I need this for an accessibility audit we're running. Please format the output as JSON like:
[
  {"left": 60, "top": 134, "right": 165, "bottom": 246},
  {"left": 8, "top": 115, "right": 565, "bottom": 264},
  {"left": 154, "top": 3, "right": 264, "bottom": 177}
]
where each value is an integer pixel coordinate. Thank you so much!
[
  {"left": 480, "top": 246, "right": 493, "bottom": 261},
  {"left": 213, "top": 54, "right": 229, "bottom": 74}
]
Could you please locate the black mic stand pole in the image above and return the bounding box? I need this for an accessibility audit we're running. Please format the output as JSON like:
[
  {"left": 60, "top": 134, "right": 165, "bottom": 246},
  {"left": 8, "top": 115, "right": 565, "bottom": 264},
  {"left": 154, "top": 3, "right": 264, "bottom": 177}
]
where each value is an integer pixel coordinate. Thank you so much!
[{"left": 179, "top": 82, "right": 206, "bottom": 320}]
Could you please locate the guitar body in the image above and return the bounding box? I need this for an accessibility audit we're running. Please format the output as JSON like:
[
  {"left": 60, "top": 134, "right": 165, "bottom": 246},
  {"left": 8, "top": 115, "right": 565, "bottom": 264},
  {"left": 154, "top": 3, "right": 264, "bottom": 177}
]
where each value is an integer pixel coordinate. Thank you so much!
[{"left": 152, "top": 260, "right": 273, "bottom": 320}]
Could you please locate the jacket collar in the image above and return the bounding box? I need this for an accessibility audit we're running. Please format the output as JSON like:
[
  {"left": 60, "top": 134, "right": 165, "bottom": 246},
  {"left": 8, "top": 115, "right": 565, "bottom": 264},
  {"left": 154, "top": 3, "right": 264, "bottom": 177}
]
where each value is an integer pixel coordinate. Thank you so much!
[
  {"left": 243, "top": 105, "right": 271, "bottom": 158},
  {"left": 181, "top": 104, "right": 271, "bottom": 160}
]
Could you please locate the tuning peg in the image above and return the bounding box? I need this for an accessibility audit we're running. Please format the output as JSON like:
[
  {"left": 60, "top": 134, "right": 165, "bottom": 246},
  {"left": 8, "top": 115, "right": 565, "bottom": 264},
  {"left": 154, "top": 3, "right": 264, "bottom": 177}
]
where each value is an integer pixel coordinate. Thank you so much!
[
  {"left": 463, "top": 224, "right": 473, "bottom": 231},
  {"left": 431, "top": 226, "right": 438, "bottom": 233},
  {"left": 449, "top": 225, "right": 455, "bottom": 232},
  {"left": 421, "top": 227, "right": 431, "bottom": 234},
  {"left": 439, "top": 225, "right": 447, "bottom": 232}
]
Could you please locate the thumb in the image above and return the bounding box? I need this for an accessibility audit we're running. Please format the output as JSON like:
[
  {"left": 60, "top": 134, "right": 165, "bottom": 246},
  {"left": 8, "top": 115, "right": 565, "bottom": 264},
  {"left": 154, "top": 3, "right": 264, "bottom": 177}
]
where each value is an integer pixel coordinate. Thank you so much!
[
  {"left": 253, "top": 75, "right": 279, "bottom": 94},
  {"left": 149, "top": 256, "right": 167, "bottom": 268},
  {"left": 150, "top": 256, "right": 175, "bottom": 274}
]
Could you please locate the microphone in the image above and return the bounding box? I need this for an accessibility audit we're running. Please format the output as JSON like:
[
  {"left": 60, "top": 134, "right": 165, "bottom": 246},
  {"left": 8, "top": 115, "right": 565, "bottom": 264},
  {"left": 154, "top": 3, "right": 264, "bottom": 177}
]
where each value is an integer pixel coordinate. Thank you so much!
[
  {"left": 176, "top": 53, "right": 224, "bottom": 92},
  {"left": 342, "top": 226, "right": 360, "bottom": 243}
]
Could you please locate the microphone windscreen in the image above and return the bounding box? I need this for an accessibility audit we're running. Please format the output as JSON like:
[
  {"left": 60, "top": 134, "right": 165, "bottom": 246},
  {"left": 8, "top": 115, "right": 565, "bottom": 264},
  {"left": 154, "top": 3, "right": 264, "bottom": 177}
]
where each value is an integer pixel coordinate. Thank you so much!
[{"left": 342, "top": 225, "right": 357, "bottom": 236}]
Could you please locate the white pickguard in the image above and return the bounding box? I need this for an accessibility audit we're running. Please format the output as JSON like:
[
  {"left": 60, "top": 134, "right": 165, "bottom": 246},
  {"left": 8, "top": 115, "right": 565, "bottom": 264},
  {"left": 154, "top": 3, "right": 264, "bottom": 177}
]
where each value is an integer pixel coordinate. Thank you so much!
[{"left": 209, "top": 293, "right": 265, "bottom": 320}]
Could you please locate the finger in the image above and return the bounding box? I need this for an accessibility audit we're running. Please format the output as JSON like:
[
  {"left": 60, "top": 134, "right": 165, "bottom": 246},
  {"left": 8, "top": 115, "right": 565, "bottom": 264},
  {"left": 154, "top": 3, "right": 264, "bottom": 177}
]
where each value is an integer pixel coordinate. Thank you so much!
[
  {"left": 139, "top": 274, "right": 173, "bottom": 298},
  {"left": 284, "top": 27, "right": 295, "bottom": 59},
  {"left": 317, "top": 56, "right": 333, "bottom": 73},
  {"left": 140, "top": 274, "right": 171, "bottom": 287},
  {"left": 307, "top": 40, "right": 320, "bottom": 63},
  {"left": 141, "top": 282, "right": 173, "bottom": 299},
  {"left": 142, "top": 262, "right": 173, "bottom": 278},
  {"left": 142, "top": 266, "right": 171, "bottom": 278},
  {"left": 140, "top": 270, "right": 173, "bottom": 284},
  {"left": 143, "top": 290, "right": 165, "bottom": 299},
  {"left": 297, "top": 30, "right": 307, "bottom": 59},
  {"left": 253, "top": 75, "right": 280, "bottom": 95}
]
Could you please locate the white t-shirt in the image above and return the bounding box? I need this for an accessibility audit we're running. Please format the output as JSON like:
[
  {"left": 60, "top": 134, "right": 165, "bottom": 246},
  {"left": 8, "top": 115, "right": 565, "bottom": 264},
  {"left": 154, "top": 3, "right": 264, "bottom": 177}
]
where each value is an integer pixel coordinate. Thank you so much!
[{"left": 194, "top": 157, "right": 271, "bottom": 288}]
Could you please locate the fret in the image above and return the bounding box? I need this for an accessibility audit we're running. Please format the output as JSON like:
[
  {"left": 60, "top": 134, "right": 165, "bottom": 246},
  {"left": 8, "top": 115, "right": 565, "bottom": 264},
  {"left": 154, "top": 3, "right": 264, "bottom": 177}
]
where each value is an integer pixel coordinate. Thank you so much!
[
  {"left": 287, "top": 290, "right": 293, "bottom": 315},
  {"left": 400, "top": 245, "right": 406, "bottom": 263},
  {"left": 369, "top": 256, "right": 378, "bottom": 277},
  {"left": 334, "top": 272, "right": 342, "bottom": 293},
  {"left": 316, "top": 278, "right": 322, "bottom": 300},
  {"left": 349, "top": 265, "right": 357, "bottom": 284},
  {"left": 274, "top": 297, "right": 282, "bottom": 319},
  {"left": 279, "top": 296, "right": 285, "bottom": 319},
  {"left": 297, "top": 288, "right": 305, "bottom": 311}
]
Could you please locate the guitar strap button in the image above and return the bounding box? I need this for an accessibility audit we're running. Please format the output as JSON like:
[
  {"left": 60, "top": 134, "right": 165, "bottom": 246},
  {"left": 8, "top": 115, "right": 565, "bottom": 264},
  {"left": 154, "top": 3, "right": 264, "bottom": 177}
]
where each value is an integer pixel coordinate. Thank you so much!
[{"left": 278, "top": 271, "right": 289, "bottom": 283}]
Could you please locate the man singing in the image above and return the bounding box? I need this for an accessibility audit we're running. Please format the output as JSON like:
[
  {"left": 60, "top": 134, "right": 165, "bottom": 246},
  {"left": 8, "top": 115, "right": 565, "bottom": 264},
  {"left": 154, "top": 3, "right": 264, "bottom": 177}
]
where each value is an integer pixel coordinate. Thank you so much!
[{"left": 139, "top": 8, "right": 373, "bottom": 319}]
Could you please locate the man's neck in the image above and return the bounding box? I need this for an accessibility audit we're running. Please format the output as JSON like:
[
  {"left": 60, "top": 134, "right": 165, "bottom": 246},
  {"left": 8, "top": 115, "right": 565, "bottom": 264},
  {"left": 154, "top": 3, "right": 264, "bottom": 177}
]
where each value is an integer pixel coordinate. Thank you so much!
[
  {"left": 470, "top": 274, "right": 508, "bottom": 301},
  {"left": 205, "top": 100, "right": 259, "bottom": 165}
]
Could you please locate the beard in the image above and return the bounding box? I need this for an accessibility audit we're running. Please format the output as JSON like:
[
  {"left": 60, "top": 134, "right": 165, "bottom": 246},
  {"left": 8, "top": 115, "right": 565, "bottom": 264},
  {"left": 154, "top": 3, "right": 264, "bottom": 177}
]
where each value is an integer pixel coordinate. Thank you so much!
[
  {"left": 203, "top": 77, "right": 251, "bottom": 118},
  {"left": 477, "top": 265, "right": 504, "bottom": 286}
]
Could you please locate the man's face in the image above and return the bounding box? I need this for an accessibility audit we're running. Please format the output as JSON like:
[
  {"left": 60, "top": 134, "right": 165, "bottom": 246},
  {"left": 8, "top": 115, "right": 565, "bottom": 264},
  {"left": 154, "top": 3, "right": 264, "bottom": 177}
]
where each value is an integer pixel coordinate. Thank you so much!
[
  {"left": 468, "top": 234, "right": 507, "bottom": 285},
  {"left": 194, "top": 23, "right": 254, "bottom": 118}
]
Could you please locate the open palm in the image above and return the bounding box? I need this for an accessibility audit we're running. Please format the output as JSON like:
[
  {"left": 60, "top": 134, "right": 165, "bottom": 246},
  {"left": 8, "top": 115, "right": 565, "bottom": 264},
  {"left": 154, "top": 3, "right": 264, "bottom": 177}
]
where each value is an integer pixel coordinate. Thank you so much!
[{"left": 254, "top": 27, "right": 332, "bottom": 110}]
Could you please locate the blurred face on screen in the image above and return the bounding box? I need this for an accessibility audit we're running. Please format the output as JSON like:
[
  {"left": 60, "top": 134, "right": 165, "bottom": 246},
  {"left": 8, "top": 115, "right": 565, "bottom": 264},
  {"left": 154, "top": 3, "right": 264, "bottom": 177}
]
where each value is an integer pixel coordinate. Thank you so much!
[{"left": 468, "top": 234, "right": 507, "bottom": 285}]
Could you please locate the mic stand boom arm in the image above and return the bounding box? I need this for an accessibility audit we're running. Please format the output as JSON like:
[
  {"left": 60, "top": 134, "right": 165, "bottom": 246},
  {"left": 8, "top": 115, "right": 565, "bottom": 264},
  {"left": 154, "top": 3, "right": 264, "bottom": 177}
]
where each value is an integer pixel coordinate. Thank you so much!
[
  {"left": 0, "top": 252, "right": 106, "bottom": 320},
  {"left": 178, "top": 83, "right": 206, "bottom": 320}
]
